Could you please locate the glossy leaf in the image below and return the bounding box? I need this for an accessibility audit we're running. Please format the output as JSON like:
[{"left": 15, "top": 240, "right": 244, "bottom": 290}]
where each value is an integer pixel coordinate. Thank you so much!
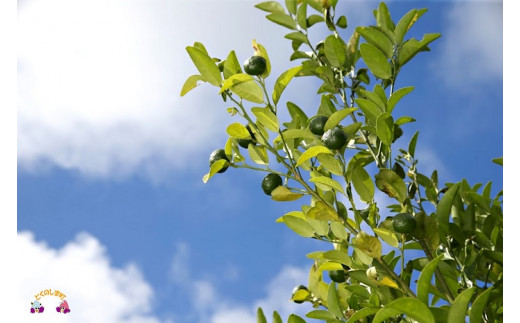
[
  {"left": 310, "top": 176, "right": 345, "bottom": 195},
  {"left": 223, "top": 50, "right": 242, "bottom": 79},
  {"left": 352, "top": 231, "right": 382, "bottom": 258},
  {"left": 227, "top": 123, "right": 251, "bottom": 139},
  {"left": 394, "top": 9, "right": 427, "bottom": 44},
  {"left": 186, "top": 46, "right": 222, "bottom": 86},
  {"left": 317, "top": 154, "right": 343, "bottom": 176},
  {"left": 324, "top": 35, "right": 347, "bottom": 67},
  {"left": 330, "top": 221, "right": 348, "bottom": 240},
  {"left": 356, "top": 98, "right": 382, "bottom": 125},
  {"left": 271, "top": 186, "right": 304, "bottom": 201},
  {"left": 180, "top": 74, "right": 205, "bottom": 96},
  {"left": 360, "top": 43, "right": 392, "bottom": 79},
  {"left": 447, "top": 287, "right": 476, "bottom": 323},
  {"left": 417, "top": 255, "right": 443, "bottom": 305},
  {"left": 469, "top": 288, "right": 494, "bottom": 323},
  {"left": 376, "top": 112, "right": 394, "bottom": 146},
  {"left": 408, "top": 131, "right": 419, "bottom": 157},
  {"left": 297, "top": 2, "right": 307, "bottom": 29},
  {"left": 328, "top": 283, "right": 346, "bottom": 320},
  {"left": 324, "top": 108, "right": 357, "bottom": 131},
  {"left": 273, "top": 65, "right": 303, "bottom": 104},
  {"left": 202, "top": 159, "right": 228, "bottom": 183},
  {"left": 375, "top": 169, "right": 407, "bottom": 202},
  {"left": 356, "top": 26, "right": 393, "bottom": 58},
  {"left": 398, "top": 33, "right": 441, "bottom": 66},
  {"left": 255, "top": 1, "right": 285, "bottom": 14},
  {"left": 252, "top": 107, "right": 279, "bottom": 132},
  {"left": 266, "top": 13, "right": 297, "bottom": 30},
  {"left": 373, "top": 227, "right": 398, "bottom": 248},
  {"left": 220, "top": 73, "right": 264, "bottom": 103},
  {"left": 351, "top": 165, "right": 375, "bottom": 203},
  {"left": 375, "top": 2, "right": 395, "bottom": 32},
  {"left": 285, "top": 0, "right": 296, "bottom": 14},
  {"left": 257, "top": 307, "right": 267, "bottom": 323},
  {"left": 288, "top": 314, "right": 306, "bottom": 323},
  {"left": 387, "top": 86, "right": 414, "bottom": 113},
  {"left": 346, "top": 307, "right": 380, "bottom": 323},
  {"left": 296, "top": 146, "right": 333, "bottom": 167},
  {"left": 253, "top": 40, "right": 272, "bottom": 78},
  {"left": 307, "top": 201, "right": 340, "bottom": 221},
  {"left": 372, "top": 298, "right": 435, "bottom": 323},
  {"left": 282, "top": 215, "right": 315, "bottom": 237},
  {"left": 248, "top": 144, "right": 269, "bottom": 165},
  {"left": 322, "top": 250, "right": 353, "bottom": 267},
  {"left": 306, "top": 310, "right": 337, "bottom": 320},
  {"left": 437, "top": 183, "right": 461, "bottom": 240}
]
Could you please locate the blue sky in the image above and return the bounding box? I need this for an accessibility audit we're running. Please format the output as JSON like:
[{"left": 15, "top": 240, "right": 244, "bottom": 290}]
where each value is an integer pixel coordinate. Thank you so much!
[{"left": 13, "top": 0, "right": 503, "bottom": 322}]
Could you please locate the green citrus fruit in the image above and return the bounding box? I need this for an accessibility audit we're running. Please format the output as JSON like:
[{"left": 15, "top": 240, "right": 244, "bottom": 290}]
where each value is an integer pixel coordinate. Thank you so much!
[
  {"left": 244, "top": 56, "right": 267, "bottom": 76},
  {"left": 392, "top": 213, "right": 417, "bottom": 234},
  {"left": 209, "top": 149, "right": 229, "bottom": 173},
  {"left": 322, "top": 128, "right": 347, "bottom": 150},
  {"left": 329, "top": 269, "right": 347, "bottom": 283},
  {"left": 309, "top": 115, "right": 329, "bottom": 135},
  {"left": 261, "top": 173, "right": 283, "bottom": 195}
]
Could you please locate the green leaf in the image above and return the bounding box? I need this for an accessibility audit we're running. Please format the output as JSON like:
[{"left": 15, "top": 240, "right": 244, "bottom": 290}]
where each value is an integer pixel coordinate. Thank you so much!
[
  {"left": 317, "top": 154, "right": 343, "bottom": 176},
  {"left": 346, "top": 307, "right": 380, "bottom": 323},
  {"left": 417, "top": 255, "right": 443, "bottom": 305},
  {"left": 202, "top": 159, "right": 228, "bottom": 183},
  {"left": 375, "top": 2, "right": 395, "bottom": 32},
  {"left": 310, "top": 176, "right": 346, "bottom": 195},
  {"left": 330, "top": 221, "right": 349, "bottom": 240},
  {"left": 273, "top": 65, "right": 303, "bottom": 104},
  {"left": 186, "top": 46, "right": 222, "bottom": 86},
  {"left": 395, "top": 116, "right": 415, "bottom": 126},
  {"left": 328, "top": 283, "right": 346, "bottom": 320},
  {"left": 373, "top": 227, "right": 398, "bottom": 248},
  {"left": 492, "top": 156, "right": 503, "bottom": 166},
  {"left": 373, "top": 298, "right": 435, "bottom": 323},
  {"left": 336, "top": 15, "right": 347, "bottom": 29},
  {"left": 306, "top": 14, "right": 324, "bottom": 27},
  {"left": 324, "top": 108, "right": 357, "bottom": 132},
  {"left": 223, "top": 50, "right": 242, "bottom": 79},
  {"left": 352, "top": 231, "right": 382, "bottom": 258},
  {"left": 271, "top": 186, "right": 304, "bottom": 201},
  {"left": 360, "top": 43, "right": 391, "bottom": 79},
  {"left": 297, "top": 2, "right": 307, "bottom": 29},
  {"left": 356, "top": 26, "right": 393, "bottom": 59},
  {"left": 288, "top": 314, "right": 306, "bottom": 323},
  {"left": 255, "top": 1, "right": 285, "bottom": 14},
  {"left": 180, "top": 75, "right": 205, "bottom": 97},
  {"left": 285, "top": 0, "right": 296, "bottom": 14},
  {"left": 286, "top": 101, "right": 309, "bottom": 129},
  {"left": 324, "top": 35, "right": 347, "bottom": 68},
  {"left": 252, "top": 107, "right": 279, "bottom": 132},
  {"left": 394, "top": 9, "right": 427, "bottom": 44},
  {"left": 469, "top": 288, "right": 494, "bottom": 323},
  {"left": 220, "top": 73, "right": 264, "bottom": 103},
  {"left": 282, "top": 215, "right": 315, "bottom": 237},
  {"left": 321, "top": 250, "right": 353, "bottom": 267},
  {"left": 285, "top": 32, "right": 308, "bottom": 43},
  {"left": 408, "top": 131, "right": 419, "bottom": 157},
  {"left": 306, "top": 310, "right": 337, "bottom": 320},
  {"left": 257, "top": 307, "right": 267, "bottom": 323},
  {"left": 226, "top": 123, "right": 251, "bottom": 139},
  {"left": 253, "top": 40, "right": 272, "bottom": 79},
  {"left": 437, "top": 183, "right": 461, "bottom": 240},
  {"left": 266, "top": 13, "right": 297, "bottom": 30},
  {"left": 387, "top": 86, "right": 414, "bottom": 113},
  {"left": 359, "top": 89, "right": 386, "bottom": 111},
  {"left": 447, "top": 287, "right": 476, "bottom": 323},
  {"left": 398, "top": 33, "right": 441, "bottom": 66},
  {"left": 375, "top": 169, "right": 407, "bottom": 203},
  {"left": 273, "top": 311, "right": 283, "bottom": 323},
  {"left": 351, "top": 165, "right": 375, "bottom": 203},
  {"left": 248, "top": 144, "right": 269, "bottom": 165},
  {"left": 307, "top": 201, "right": 340, "bottom": 221},
  {"left": 296, "top": 146, "right": 333, "bottom": 167},
  {"left": 376, "top": 112, "right": 394, "bottom": 146}
]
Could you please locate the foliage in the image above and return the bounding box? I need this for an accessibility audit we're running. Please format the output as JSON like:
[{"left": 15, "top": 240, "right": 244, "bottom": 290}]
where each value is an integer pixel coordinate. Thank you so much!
[{"left": 182, "top": 0, "right": 503, "bottom": 322}]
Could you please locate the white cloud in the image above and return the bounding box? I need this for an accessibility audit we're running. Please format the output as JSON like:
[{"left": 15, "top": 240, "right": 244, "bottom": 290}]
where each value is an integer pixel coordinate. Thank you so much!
[
  {"left": 168, "top": 243, "right": 311, "bottom": 323},
  {"left": 434, "top": 0, "right": 502, "bottom": 90},
  {"left": 14, "top": 231, "right": 160, "bottom": 322}
]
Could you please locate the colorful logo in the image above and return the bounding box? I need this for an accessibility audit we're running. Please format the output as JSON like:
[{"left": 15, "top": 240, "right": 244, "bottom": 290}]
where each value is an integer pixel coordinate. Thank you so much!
[{"left": 30, "top": 289, "right": 71, "bottom": 315}]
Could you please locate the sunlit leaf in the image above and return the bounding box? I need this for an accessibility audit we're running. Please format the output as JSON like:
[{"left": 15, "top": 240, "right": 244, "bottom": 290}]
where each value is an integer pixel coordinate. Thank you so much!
[
  {"left": 273, "top": 65, "right": 303, "bottom": 104},
  {"left": 375, "top": 168, "right": 407, "bottom": 202},
  {"left": 180, "top": 74, "right": 206, "bottom": 96},
  {"left": 360, "top": 43, "right": 391, "bottom": 79},
  {"left": 296, "top": 146, "right": 333, "bottom": 167},
  {"left": 255, "top": 1, "right": 285, "bottom": 14},
  {"left": 447, "top": 287, "right": 476, "bottom": 323},
  {"left": 186, "top": 46, "right": 222, "bottom": 86},
  {"left": 352, "top": 231, "right": 382, "bottom": 258},
  {"left": 372, "top": 297, "right": 435, "bottom": 323},
  {"left": 271, "top": 186, "right": 304, "bottom": 201}
]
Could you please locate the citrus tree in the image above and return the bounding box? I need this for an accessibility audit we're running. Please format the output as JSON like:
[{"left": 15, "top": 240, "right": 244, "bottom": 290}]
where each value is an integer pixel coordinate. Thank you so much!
[{"left": 181, "top": 0, "right": 503, "bottom": 322}]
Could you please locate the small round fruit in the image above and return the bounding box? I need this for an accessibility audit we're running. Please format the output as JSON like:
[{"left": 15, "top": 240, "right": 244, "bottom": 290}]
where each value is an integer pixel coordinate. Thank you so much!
[
  {"left": 322, "top": 128, "right": 347, "bottom": 150},
  {"left": 209, "top": 149, "right": 230, "bottom": 173},
  {"left": 392, "top": 213, "right": 417, "bottom": 234},
  {"left": 309, "top": 115, "right": 329, "bottom": 136},
  {"left": 329, "top": 269, "right": 347, "bottom": 283},
  {"left": 244, "top": 56, "right": 267, "bottom": 76},
  {"left": 261, "top": 173, "right": 283, "bottom": 195}
]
